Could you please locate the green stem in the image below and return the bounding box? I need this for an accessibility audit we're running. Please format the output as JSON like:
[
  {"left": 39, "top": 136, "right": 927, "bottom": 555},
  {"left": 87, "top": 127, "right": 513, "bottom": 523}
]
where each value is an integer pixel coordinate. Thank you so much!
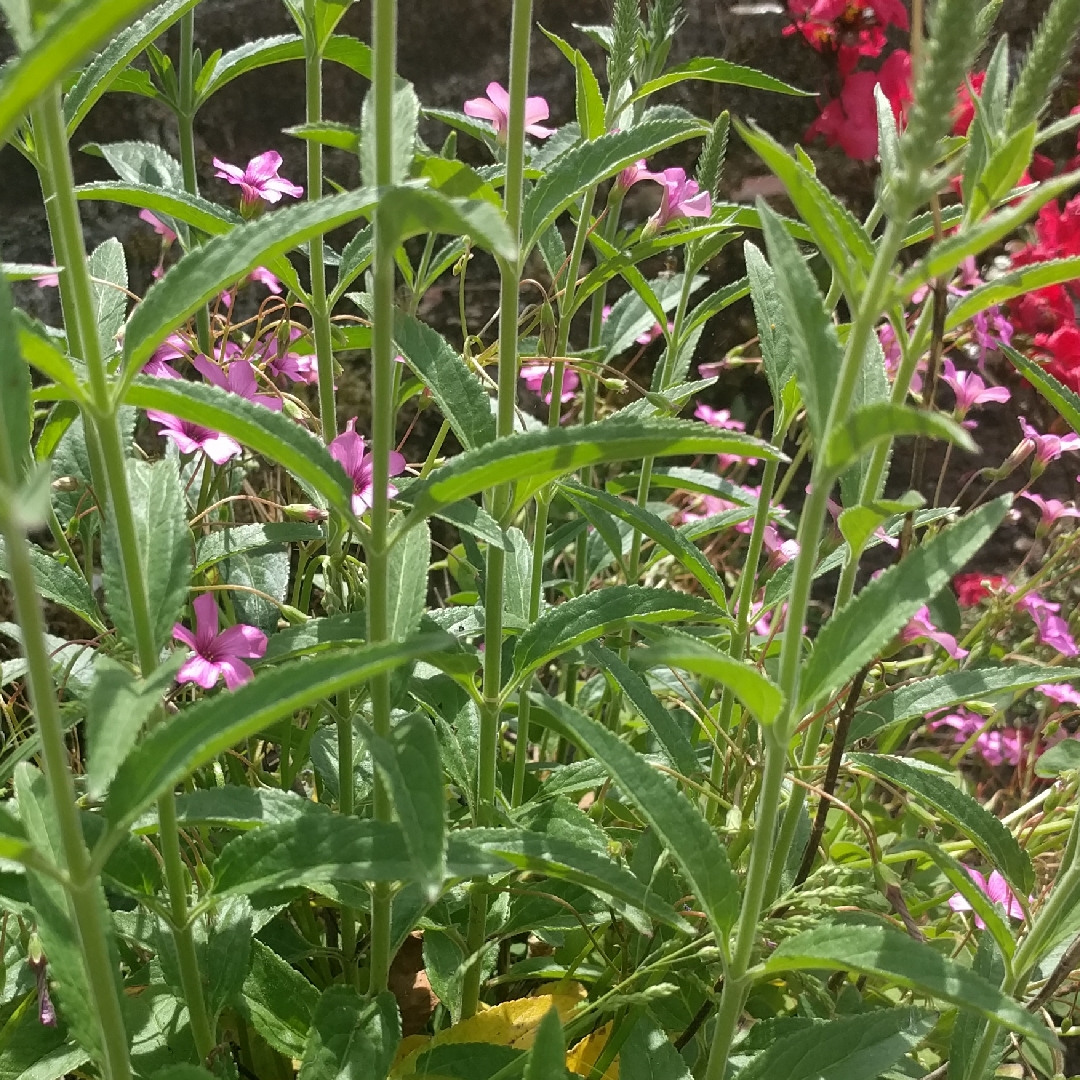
[
  {"left": 34, "top": 85, "right": 216, "bottom": 1062},
  {"left": 366, "top": 0, "right": 399, "bottom": 996},
  {"left": 461, "top": 0, "right": 533, "bottom": 1020},
  {"left": 304, "top": 1, "right": 337, "bottom": 442},
  {"left": 177, "top": 9, "right": 212, "bottom": 357}
]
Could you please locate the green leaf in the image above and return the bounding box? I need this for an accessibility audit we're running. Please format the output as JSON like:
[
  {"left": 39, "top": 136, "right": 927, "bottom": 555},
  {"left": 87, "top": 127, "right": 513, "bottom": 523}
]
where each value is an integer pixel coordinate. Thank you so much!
[
  {"left": 262, "top": 613, "right": 367, "bottom": 663},
  {"left": 1003, "top": 343, "right": 1080, "bottom": 435},
  {"left": 584, "top": 644, "right": 698, "bottom": 777},
  {"left": 797, "top": 498, "right": 1009, "bottom": 711},
  {"left": 387, "top": 520, "right": 429, "bottom": 642},
  {"left": 360, "top": 79, "right": 419, "bottom": 188},
  {"left": 734, "top": 1007, "right": 935, "bottom": 1080},
  {"left": 75, "top": 181, "right": 241, "bottom": 236},
  {"left": 1035, "top": 739, "right": 1080, "bottom": 778},
  {"left": 947, "top": 258, "right": 1080, "bottom": 332},
  {"left": 0, "top": 0, "right": 164, "bottom": 146},
  {"left": 850, "top": 664, "right": 1080, "bottom": 742},
  {"left": 949, "top": 934, "right": 1005, "bottom": 1080},
  {"left": 757, "top": 198, "right": 841, "bottom": 448},
  {"left": 100, "top": 456, "right": 190, "bottom": 656},
  {"left": 764, "top": 918, "right": 1054, "bottom": 1044},
  {"left": 619, "top": 1015, "right": 691, "bottom": 1080},
  {"left": 0, "top": 267, "right": 32, "bottom": 487},
  {"left": 85, "top": 654, "right": 184, "bottom": 799},
  {"left": 243, "top": 939, "right": 319, "bottom": 1059},
  {"left": 628, "top": 633, "right": 783, "bottom": 727},
  {"left": 964, "top": 122, "right": 1037, "bottom": 224},
  {"left": 847, "top": 754, "right": 1033, "bottom": 895},
  {"left": 825, "top": 403, "right": 976, "bottom": 476},
  {"left": 521, "top": 119, "right": 710, "bottom": 253},
  {"left": 626, "top": 57, "right": 809, "bottom": 107},
  {"left": 196, "top": 34, "right": 371, "bottom": 105},
  {"left": 0, "top": 539, "right": 102, "bottom": 630},
  {"left": 375, "top": 184, "right": 516, "bottom": 263},
  {"left": 399, "top": 416, "right": 779, "bottom": 529},
  {"left": 512, "top": 585, "right": 725, "bottom": 687},
  {"left": 90, "top": 140, "right": 184, "bottom": 189},
  {"left": 63, "top": 0, "right": 198, "bottom": 132},
  {"left": 195, "top": 522, "right": 323, "bottom": 573},
  {"left": 559, "top": 480, "right": 727, "bottom": 606},
  {"left": 0, "top": 993, "right": 89, "bottom": 1080},
  {"left": 745, "top": 241, "right": 794, "bottom": 421},
  {"left": 358, "top": 712, "right": 446, "bottom": 900},
  {"left": 393, "top": 311, "right": 495, "bottom": 449},
  {"left": 525, "top": 1007, "right": 565, "bottom": 1080},
  {"left": 574, "top": 51, "right": 605, "bottom": 141},
  {"left": 104, "top": 635, "right": 450, "bottom": 831},
  {"left": 298, "top": 988, "right": 399, "bottom": 1080},
  {"left": 897, "top": 169, "right": 1080, "bottom": 298},
  {"left": 532, "top": 692, "right": 739, "bottom": 935},
  {"left": 88, "top": 236, "right": 127, "bottom": 354},
  {"left": 465, "top": 826, "right": 688, "bottom": 932},
  {"left": 124, "top": 377, "right": 354, "bottom": 518},
  {"left": 122, "top": 187, "right": 377, "bottom": 374},
  {"left": 285, "top": 120, "right": 360, "bottom": 154},
  {"left": 736, "top": 120, "right": 873, "bottom": 300}
]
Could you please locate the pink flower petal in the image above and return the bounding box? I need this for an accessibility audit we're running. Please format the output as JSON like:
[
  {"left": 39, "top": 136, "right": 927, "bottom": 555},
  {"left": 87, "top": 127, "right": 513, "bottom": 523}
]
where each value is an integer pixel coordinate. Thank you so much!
[
  {"left": 216, "top": 624, "right": 269, "bottom": 660},
  {"left": 177, "top": 655, "right": 222, "bottom": 689}
]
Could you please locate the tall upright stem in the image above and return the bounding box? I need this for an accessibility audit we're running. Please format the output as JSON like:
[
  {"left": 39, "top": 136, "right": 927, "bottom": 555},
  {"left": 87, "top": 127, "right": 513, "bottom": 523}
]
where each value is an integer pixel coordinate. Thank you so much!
[
  {"left": 177, "top": 9, "right": 212, "bottom": 357},
  {"left": 305, "top": 0, "right": 337, "bottom": 442},
  {"left": 460, "top": 0, "right": 533, "bottom": 1020},
  {"left": 33, "top": 86, "right": 215, "bottom": 1063},
  {"left": 366, "top": 0, "right": 399, "bottom": 996}
]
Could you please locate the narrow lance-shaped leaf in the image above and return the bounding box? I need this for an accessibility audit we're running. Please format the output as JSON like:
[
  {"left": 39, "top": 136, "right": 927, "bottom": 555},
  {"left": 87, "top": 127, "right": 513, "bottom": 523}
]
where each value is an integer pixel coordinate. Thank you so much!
[
  {"left": 764, "top": 919, "right": 1054, "bottom": 1044},
  {"left": 848, "top": 753, "right": 1033, "bottom": 895},
  {"left": 797, "top": 498, "right": 1009, "bottom": 711},
  {"left": 75, "top": 182, "right": 240, "bottom": 236},
  {"left": 532, "top": 692, "right": 740, "bottom": 936},
  {"left": 0, "top": 266, "right": 32, "bottom": 486},
  {"left": 1003, "top": 343, "right": 1080, "bottom": 435}
]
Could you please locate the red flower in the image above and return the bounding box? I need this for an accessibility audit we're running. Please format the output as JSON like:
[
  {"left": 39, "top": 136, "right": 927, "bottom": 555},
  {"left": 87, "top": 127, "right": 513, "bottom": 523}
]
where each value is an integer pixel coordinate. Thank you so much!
[
  {"left": 1012, "top": 284, "right": 1075, "bottom": 337},
  {"left": 785, "top": 0, "right": 906, "bottom": 73},
  {"left": 805, "top": 50, "right": 912, "bottom": 161},
  {"left": 1036, "top": 324, "right": 1080, "bottom": 393},
  {"left": 954, "top": 572, "right": 1009, "bottom": 606},
  {"left": 953, "top": 72, "right": 986, "bottom": 137}
]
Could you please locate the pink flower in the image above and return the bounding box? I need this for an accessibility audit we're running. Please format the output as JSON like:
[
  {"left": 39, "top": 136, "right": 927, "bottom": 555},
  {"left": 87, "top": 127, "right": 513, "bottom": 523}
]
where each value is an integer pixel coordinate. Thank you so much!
[
  {"left": 139, "top": 209, "right": 177, "bottom": 244},
  {"left": 900, "top": 605, "right": 968, "bottom": 659},
  {"left": 146, "top": 411, "right": 243, "bottom": 464},
  {"left": 930, "top": 710, "right": 1031, "bottom": 768},
  {"left": 212, "top": 151, "right": 303, "bottom": 211},
  {"left": 463, "top": 82, "right": 554, "bottom": 141},
  {"left": 642, "top": 168, "right": 712, "bottom": 237},
  {"left": 249, "top": 266, "right": 283, "bottom": 294},
  {"left": 941, "top": 359, "right": 1010, "bottom": 417},
  {"left": 694, "top": 404, "right": 746, "bottom": 431},
  {"left": 260, "top": 328, "right": 318, "bottom": 385},
  {"left": 948, "top": 867, "right": 1025, "bottom": 928},
  {"left": 33, "top": 266, "right": 59, "bottom": 288},
  {"left": 1038, "top": 683, "right": 1080, "bottom": 706},
  {"left": 192, "top": 356, "right": 283, "bottom": 412},
  {"left": 1018, "top": 416, "right": 1080, "bottom": 466},
  {"left": 763, "top": 524, "right": 799, "bottom": 565},
  {"left": 330, "top": 418, "right": 407, "bottom": 515},
  {"left": 698, "top": 360, "right": 725, "bottom": 379},
  {"left": 1021, "top": 493, "right": 1080, "bottom": 532},
  {"left": 173, "top": 593, "right": 267, "bottom": 691},
  {"left": 637, "top": 320, "right": 673, "bottom": 345},
  {"left": 1020, "top": 592, "right": 1079, "bottom": 657},
  {"left": 616, "top": 160, "right": 657, "bottom": 193},
  {"left": 521, "top": 361, "right": 580, "bottom": 404}
]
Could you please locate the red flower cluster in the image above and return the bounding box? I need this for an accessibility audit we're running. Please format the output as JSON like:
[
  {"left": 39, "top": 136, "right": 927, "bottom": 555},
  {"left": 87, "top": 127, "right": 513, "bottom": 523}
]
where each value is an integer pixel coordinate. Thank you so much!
[
  {"left": 1009, "top": 198, "right": 1080, "bottom": 391},
  {"left": 789, "top": 1, "right": 912, "bottom": 160}
]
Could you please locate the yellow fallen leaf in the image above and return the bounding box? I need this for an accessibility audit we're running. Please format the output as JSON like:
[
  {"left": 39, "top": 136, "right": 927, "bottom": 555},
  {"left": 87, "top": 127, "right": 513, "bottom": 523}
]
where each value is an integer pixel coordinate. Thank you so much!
[{"left": 566, "top": 1022, "right": 619, "bottom": 1080}]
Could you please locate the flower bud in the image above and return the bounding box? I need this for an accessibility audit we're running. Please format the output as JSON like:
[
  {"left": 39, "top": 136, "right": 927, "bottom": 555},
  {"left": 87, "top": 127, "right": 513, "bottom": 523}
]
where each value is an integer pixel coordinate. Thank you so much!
[
  {"left": 283, "top": 503, "right": 328, "bottom": 522},
  {"left": 539, "top": 299, "right": 557, "bottom": 358}
]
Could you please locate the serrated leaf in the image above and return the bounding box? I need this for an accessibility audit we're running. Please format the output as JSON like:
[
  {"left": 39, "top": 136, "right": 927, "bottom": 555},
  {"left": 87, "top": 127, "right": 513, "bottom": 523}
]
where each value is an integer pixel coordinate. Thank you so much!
[
  {"left": 847, "top": 754, "right": 1033, "bottom": 895},
  {"left": 532, "top": 692, "right": 738, "bottom": 935},
  {"left": 360, "top": 79, "right": 419, "bottom": 188},
  {"left": 298, "top": 988, "right": 399, "bottom": 1080},
  {"left": 243, "top": 939, "right": 319, "bottom": 1059},
  {"left": 88, "top": 236, "right": 127, "bottom": 353},
  {"left": 765, "top": 918, "right": 1054, "bottom": 1043},
  {"left": 521, "top": 119, "right": 710, "bottom": 253},
  {"left": 948, "top": 258, "right": 1080, "bottom": 332},
  {"left": 387, "top": 519, "right": 429, "bottom": 642},
  {"left": 123, "top": 187, "right": 377, "bottom": 373},
  {"left": 393, "top": 311, "right": 495, "bottom": 449},
  {"left": 626, "top": 57, "right": 809, "bottom": 107},
  {"left": 195, "top": 522, "right": 323, "bottom": 573},
  {"left": 75, "top": 181, "right": 241, "bottom": 236},
  {"left": 1003, "top": 343, "right": 1080, "bottom": 435},
  {"left": 757, "top": 199, "right": 841, "bottom": 448},
  {"left": 745, "top": 240, "right": 793, "bottom": 418},
  {"left": 0, "top": 266, "right": 32, "bottom": 487},
  {"left": 525, "top": 1007, "right": 565, "bottom": 1080},
  {"left": 965, "top": 122, "right": 1036, "bottom": 225},
  {"left": 100, "top": 456, "right": 190, "bottom": 656},
  {"left": 797, "top": 498, "right": 1009, "bottom": 711},
  {"left": 104, "top": 636, "right": 451, "bottom": 830},
  {"left": 92, "top": 140, "right": 184, "bottom": 189},
  {"left": 734, "top": 1007, "right": 935, "bottom": 1080},
  {"left": 512, "top": 585, "right": 724, "bottom": 685}
]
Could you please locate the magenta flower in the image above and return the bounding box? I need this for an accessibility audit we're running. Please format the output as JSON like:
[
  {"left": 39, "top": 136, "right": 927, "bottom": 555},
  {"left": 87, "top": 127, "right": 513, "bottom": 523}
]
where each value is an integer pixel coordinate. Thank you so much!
[
  {"left": 463, "top": 82, "right": 554, "bottom": 141},
  {"left": 147, "top": 411, "right": 243, "bottom": 464},
  {"left": 139, "top": 209, "right": 177, "bottom": 244},
  {"left": 1018, "top": 416, "right": 1080, "bottom": 467},
  {"left": 33, "top": 266, "right": 59, "bottom": 288},
  {"left": 642, "top": 168, "right": 712, "bottom": 238},
  {"left": 694, "top": 404, "right": 746, "bottom": 432},
  {"left": 929, "top": 710, "right": 1028, "bottom": 767},
  {"left": 27, "top": 952, "right": 55, "bottom": 1028},
  {"left": 520, "top": 361, "right": 579, "bottom": 404},
  {"left": 173, "top": 593, "right": 267, "bottom": 691},
  {"left": 900, "top": 605, "right": 968, "bottom": 659},
  {"left": 698, "top": 360, "right": 726, "bottom": 379},
  {"left": 260, "top": 328, "right": 318, "bottom": 385},
  {"left": 941, "top": 359, "right": 1010, "bottom": 418},
  {"left": 616, "top": 159, "right": 657, "bottom": 193},
  {"left": 637, "top": 319, "right": 673, "bottom": 345},
  {"left": 249, "top": 266, "right": 283, "bottom": 294},
  {"left": 1020, "top": 592, "right": 1079, "bottom": 657},
  {"left": 1021, "top": 493, "right": 1080, "bottom": 533},
  {"left": 763, "top": 524, "right": 799, "bottom": 566},
  {"left": 1038, "top": 682, "right": 1080, "bottom": 707},
  {"left": 330, "top": 418, "right": 407, "bottom": 515},
  {"left": 212, "top": 151, "right": 303, "bottom": 211},
  {"left": 192, "top": 356, "right": 282, "bottom": 411},
  {"left": 948, "top": 867, "right": 1025, "bottom": 928}
]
